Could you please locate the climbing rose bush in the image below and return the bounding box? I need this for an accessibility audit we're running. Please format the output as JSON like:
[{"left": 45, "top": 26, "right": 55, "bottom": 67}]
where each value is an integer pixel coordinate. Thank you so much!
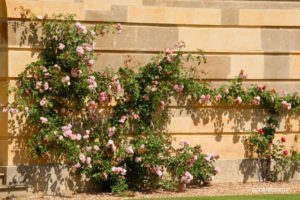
[
  {"left": 2, "top": 12, "right": 300, "bottom": 193},
  {"left": 2, "top": 13, "right": 220, "bottom": 193}
]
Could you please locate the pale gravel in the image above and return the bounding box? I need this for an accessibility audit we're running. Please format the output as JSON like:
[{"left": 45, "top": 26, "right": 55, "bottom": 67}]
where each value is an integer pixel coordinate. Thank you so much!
[{"left": 12, "top": 181, "right": 300, "bottom": 200}]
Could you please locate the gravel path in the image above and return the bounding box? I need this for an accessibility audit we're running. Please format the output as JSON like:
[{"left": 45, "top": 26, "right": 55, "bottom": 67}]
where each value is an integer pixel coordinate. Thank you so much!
[{"left": 11, "top": 181, "right": 300, "bottom": 200}]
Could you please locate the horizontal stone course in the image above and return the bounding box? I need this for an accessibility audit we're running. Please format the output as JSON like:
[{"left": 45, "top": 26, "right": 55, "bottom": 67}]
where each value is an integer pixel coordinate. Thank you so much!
[
  {"left": 7, "top": 21, "right": 300, "bottom": 53},
  {"left": 127, "top": 6, "right": 221, "bottom": 25},
  {"left": 5, "top": 50, "right": 300, "bottom": 79}
]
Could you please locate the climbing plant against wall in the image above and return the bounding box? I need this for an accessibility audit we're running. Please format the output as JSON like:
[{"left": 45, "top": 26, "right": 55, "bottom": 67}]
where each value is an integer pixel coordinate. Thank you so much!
[{"left": 1, "top": 12, "right": 300, "bottom": 194}]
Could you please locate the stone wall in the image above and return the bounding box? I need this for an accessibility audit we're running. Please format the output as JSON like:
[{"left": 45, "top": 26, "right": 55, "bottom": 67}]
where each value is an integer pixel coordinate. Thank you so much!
[{"left": 1, "top": 0, "right": 300, "bottom": 194}]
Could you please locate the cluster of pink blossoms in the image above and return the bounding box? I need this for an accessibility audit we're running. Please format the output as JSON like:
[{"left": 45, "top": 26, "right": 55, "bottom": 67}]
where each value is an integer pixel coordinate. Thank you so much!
[
  {"left": 40, "top": 117, "right": 48, "bottom": 124},
  {"left": 215, "top": 94, "right": 222, "bottom": 102},
  {"left": 111, "top": 166, "right": 126, "bottom": 176},
  {"left": 61, "top": 124, "right": 82, "bottom": 141},
  {"left": 204, "top": 152, "right": 219, "bottom": 162},
  {"left": 99, "top": 91, "right": 108, "bottom": 102},
  {"left": 10, "top": 108, "right": 19, "bottom": 114},
  {"left": 282, "top": 100, "right": 292, "bottom": 110},
  {"left": 199, "top": 94, "right": 211, "bottom": 104},
  {"left": 235, "top": 96, "right": 243, "bottom": 105},
  {"left": 36, "top": 81, "right": 49, "bottom": 93},
  {"left": 87, "top": 76, "right": 97, "bottom": 91},
  {"left": 179, "top": 140, "right": 190, "bottom": 149},
  {"left": 79, "top": 153, "right": 92, "bottom": 168},
  {"left": 151, "top": 165, "right": 165, "bottom": 178},
  {"left": 181, "top": 171, "right": 193, "bottom": 184},
  {"left": 75, "top": 22, "right": 88, "bottom": 34},
  {"left": 173, "top": 84, "right": 184, "bottom": 93},
  {"left": 61, "top": 76, "right": 71, "bottom": 86},
  {"left": 257, "top": 84, "right": 266, "bottom": 92},
  {"left": 164, "top": 41, "right": 185, "bottom": 61}
]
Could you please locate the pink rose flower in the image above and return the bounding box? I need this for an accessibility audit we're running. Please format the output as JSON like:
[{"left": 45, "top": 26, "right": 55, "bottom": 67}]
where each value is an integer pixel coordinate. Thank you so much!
[
  {"left": 36, "top": 81, "right": 42, "bottom": 90},
  {"left": 133, "top": 113, "right": 140, "bottom": 120},
  {"left": 62, "top": 124, "right": 72, "bottom": 138},
  {"left": 175, "top": 41, "right": 185, "bottom": 49},
  {"left": 2, "top": 107, "right": 8, "bottom": 113},
  {"left": 160, "top": 100, "right": 165, "bottom": 108},
  {"left": 215, "top": 94, "right": 222, "bottom": 102},
  {"left": 126, "top": 146, "right": 134, "bottom": 155},
  {"left": 76, "top": 46, "right": 85, "bottom": 56},
  {"left": 238, "top": 70, "right": 247, "bottom": 79},
  {"left": 74, "top": 162, "right": 81, "bottom": 169},
  {"left": 181, "top": 171, "right": 193, "bottom": 184},
  {"left": 116, "top": 23, "right": 122, "bottom": 34},
  {"left": 253, "top": 96, "right": 261, "bottom": 106},
  {"left": 86, "top": 146, "right": 92, "bottom": 152},
  {"left": 224, "top": 88, "right": 229, "bottom": 95},
  {"left": 44, "top": 82, "right": 49, "bottom": 91},
  {"left": 282, "top": 90, "right": 287, "bottom": 97},
  {"left": 88, "top": 59, "right": 95, "bottom": 66},
  {"left": 282, "top": 100, "right": 292, "bottom": 110},
  {"left": 83, "top": 135, "right": 89, "bottom": 139},
  {"left": 173, "top": 84, "right": 184, "bottom": 93},
  {"left": 135, "top": 157, "right": 142, "bottom": 163},
  {"left": 71, "top": 68, "right": 78, "bottom": 78},
  {"left": 79, "top": 153, "right": 86, "bottom": 163},
  {"left": 179, "top": 140, "right": 190, "bottom": 148},
  {"left": 106, "top": 140, "right": 116, "bottom": 152},
  {"left": 86, "top": 157, "right": 92, "bottom": 165},
  {"left": 87, "top": 76, "right": 97, "bottom": 91},
  {"left": 199, "top": 94, "right": 211, "bottom": 104},
  {"left": 40, "top": 117, "right": 48, "bottom": 124},
  {"left": 85, "top": 46, "right": 92, "bottom": 52},
  {"left": 119, "top": 115, "right": 127, "bottom": 124},
  {"left": 215, "top": 167, "right": 221, "bottom": 174},
  {"left": 40, "top": 97, "right": 47, "bottom": 107},
  {"left": 235, "top": 96, "right": 242, "bottom": 105},
  {"left": 93, "top": 145, "right": 99, "bottom": 152},
  {"left": 164, "top": 47, "right": 173, "bottom": 55},
  {"left": 61, "top": 76, "right": 71, "bottom": 86},
  {"left": 9, "top": 108, "right": 19, "bottom": 114},
  {"left": 76, "top": 134, "right": 82, "bottom": 141},
  {"left": 53, "top": 64, "right": 61, "bottom": 72},
  {"left": 99, "top": 92, "right": 107, "bottom": 102},
  {"left": 257, "top": 84, "right": 266, "bottom": 92},
  {"left": 108, "top": 127, "right": 116, "bottom": 137},
  {"left": 58, "top": 43, "right": 65, "bottom": 50}
]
